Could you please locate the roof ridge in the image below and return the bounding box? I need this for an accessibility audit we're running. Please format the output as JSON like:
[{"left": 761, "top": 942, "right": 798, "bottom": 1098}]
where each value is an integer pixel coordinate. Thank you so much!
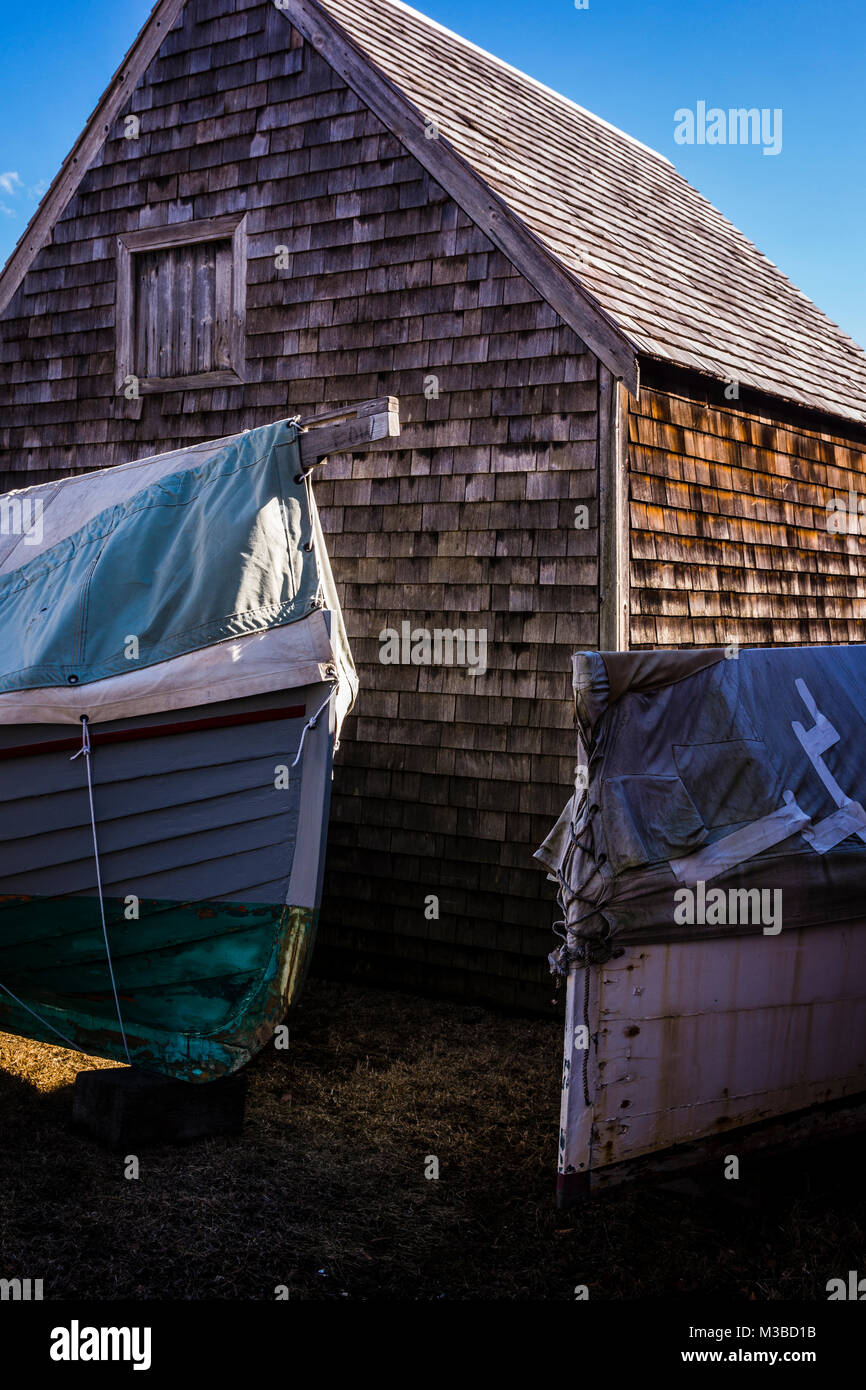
[
  {"left": 379, "top": 0, "right": 674, "bottom": 168},
  {"left": 2, "top": 0, "right": 865, "bottom": 423},
  {"left": 285, "top": 0, "right": 639, "bottom": 388}
]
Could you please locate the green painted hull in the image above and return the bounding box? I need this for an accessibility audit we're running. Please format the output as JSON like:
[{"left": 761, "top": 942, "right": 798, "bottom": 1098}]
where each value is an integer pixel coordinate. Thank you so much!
[{"left": 0, "top": 895, "right": 317, "bottom": 1081}]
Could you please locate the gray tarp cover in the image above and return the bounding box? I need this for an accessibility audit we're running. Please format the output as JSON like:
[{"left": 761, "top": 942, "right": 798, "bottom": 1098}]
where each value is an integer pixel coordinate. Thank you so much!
[{"left": 535, "top": 646, "right": 866, "bottom": 946}]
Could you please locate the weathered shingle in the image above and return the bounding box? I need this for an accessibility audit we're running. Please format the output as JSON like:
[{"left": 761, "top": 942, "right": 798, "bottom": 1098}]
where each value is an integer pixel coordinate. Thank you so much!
[{"left": 319, "top": 0, "right": 866, "bottom": 424}]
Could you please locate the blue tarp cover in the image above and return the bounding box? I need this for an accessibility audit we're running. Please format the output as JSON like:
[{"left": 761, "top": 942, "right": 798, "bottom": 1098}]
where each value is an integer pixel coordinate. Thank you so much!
[{"left": 0, "top": 421, "right": 319, "bottom": 692}]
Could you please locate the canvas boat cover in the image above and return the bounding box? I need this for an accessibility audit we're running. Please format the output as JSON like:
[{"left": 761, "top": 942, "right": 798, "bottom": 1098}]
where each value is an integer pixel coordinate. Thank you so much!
[
  {"left": 0, "top": 420, "right": 356, "bottom": 733},
  {"left": 536, "top": 646, "right": 866, "bottom": 949}
]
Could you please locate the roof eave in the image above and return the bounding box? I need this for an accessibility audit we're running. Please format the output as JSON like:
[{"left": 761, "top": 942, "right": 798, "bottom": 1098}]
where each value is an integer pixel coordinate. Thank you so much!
[{"left": 637, "top": 352, "right": 866, "bottom": 433}]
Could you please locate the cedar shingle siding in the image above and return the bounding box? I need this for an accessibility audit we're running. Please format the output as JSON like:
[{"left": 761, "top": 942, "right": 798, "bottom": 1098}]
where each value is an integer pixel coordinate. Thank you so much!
[
  {"left": 1, "top": 0, "right": 864, "bottom": 1007},
  {"left": 630, "top": 382, "right": 866, "bottom": 649},
  {"left": 0, "top": 1, "right": 599, "bottom": 1007}
]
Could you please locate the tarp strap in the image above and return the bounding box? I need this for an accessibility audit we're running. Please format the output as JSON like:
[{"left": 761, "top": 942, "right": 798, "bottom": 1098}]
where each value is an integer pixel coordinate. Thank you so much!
[
  {"left": 71, "top": 715, "right": 131, "bottom": 1064},
  {"left": 547, "top": 805, "right": 612, "bottom": 947},
  {"left": 299, "top": 466, "right": 316, "bottom": 553}
]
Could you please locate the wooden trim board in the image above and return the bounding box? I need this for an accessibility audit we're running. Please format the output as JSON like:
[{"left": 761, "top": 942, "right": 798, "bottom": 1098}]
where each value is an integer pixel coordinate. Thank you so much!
[{"left": 597, "top": 366, "right": 630, "bottom": 651}]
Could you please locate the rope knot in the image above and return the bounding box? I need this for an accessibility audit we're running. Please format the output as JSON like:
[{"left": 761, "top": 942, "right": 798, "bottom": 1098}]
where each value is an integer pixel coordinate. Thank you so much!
[{"left": 69, "top": 714, "right": 91, "bottom": 761}]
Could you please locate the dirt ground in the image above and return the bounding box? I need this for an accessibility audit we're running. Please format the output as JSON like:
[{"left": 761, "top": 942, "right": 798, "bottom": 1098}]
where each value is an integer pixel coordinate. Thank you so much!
[{"left": 0, "top": 977, "right": 863, "bottom": 1301}]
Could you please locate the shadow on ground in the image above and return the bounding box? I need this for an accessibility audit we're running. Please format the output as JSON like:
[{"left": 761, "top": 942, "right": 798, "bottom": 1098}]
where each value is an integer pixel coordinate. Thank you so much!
[{"left": 0, "top": 979, "right": 863, "bottom": 1299}]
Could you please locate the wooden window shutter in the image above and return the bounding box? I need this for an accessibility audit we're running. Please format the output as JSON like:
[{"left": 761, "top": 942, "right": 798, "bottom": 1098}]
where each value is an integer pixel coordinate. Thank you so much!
[{"left": 115, "top": 214, "right": 247, "bottom": 395}]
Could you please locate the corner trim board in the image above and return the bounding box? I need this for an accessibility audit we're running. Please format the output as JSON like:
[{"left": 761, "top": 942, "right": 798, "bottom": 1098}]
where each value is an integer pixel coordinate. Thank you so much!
[{"left": 597, "top": 366, "right": 630, "bottom": 651}]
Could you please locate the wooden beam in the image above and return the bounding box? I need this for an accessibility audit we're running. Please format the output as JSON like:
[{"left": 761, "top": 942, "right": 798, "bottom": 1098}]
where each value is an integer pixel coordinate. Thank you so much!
[
  {"left": 119, "top": 214, "right": 243, "bottom": 254},
  {"left": 0, "top": 0, "right": 189, "bottom": 319},
  {"left": 597, "top": 366, "right": 631, "bottom": 651},
  {"left": 297, "top": 396, "right": 400, "bottom": 468},
  {"left": 278, "top": 0, "right": 639, "bottom": 395},
  {"left": 299, "top": 396, "right": 397, "bottom": 428}
]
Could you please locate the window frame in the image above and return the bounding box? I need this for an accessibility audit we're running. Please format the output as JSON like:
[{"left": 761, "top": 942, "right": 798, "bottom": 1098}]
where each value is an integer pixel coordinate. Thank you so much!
[{"left": 115, "top": 213, "right": 247, "bottom": 394}]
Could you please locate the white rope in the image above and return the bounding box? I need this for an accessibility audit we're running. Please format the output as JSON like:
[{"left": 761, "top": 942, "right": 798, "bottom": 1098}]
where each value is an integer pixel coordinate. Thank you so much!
[
  {"left": 291, "top": 687, "right": 337, "bottom": 769},
  {"left": 301, "top": 467, "right": 316, "bottom": 553},
  {"left": 70, "top": 715, "right": 131, "bottom": 1063},
  {"left": 0, "top": 980, "right": 84, "bottom": 1053}
]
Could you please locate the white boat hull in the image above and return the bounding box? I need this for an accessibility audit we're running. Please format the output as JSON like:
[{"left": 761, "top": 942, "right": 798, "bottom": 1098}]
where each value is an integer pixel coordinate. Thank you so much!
[{"left": 558, "top": 922, "right": 866, "bottom": 1197}]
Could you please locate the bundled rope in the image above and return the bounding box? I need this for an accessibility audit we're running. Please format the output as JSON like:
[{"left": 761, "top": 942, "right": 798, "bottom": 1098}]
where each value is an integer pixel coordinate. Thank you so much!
[
  {"left": 545, "top": 793, "right": 613, "bottom": 1107},
  {"left": 548, "top": 933, "right": 611, "bottom": 978}
]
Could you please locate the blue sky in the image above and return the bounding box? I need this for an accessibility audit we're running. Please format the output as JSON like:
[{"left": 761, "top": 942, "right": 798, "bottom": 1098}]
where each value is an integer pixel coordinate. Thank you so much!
[{"left": 1, "top": 0, "right": 864, "bottom": 345}]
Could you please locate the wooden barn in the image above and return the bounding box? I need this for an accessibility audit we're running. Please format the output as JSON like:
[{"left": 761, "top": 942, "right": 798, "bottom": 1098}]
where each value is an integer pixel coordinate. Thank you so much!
[{"left": 2, "top": 0, "right": 866, "bottom": 1011}]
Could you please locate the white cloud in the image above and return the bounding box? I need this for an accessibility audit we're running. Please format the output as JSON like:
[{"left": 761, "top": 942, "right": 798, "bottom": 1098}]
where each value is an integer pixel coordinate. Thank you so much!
[
  {"left": 0, "top": 204, "right": 16, "bottom": 217},
  {"left": 0, "top": 171, "right": 23, "bottom": 196}
]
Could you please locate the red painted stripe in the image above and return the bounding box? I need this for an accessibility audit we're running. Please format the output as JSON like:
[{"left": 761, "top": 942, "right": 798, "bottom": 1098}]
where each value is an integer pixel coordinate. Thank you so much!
[{"left": 0, "top": 704, "right": 307, "bottom": 761}]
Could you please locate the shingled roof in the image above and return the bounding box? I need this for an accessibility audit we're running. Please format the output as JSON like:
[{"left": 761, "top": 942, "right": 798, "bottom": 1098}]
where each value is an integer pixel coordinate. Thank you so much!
[
  {"left": 311, "top": 0, "right": 866, "bottom": 425},
  {"left": 3, "top": 0, "right": 866, "bottom": 425}
]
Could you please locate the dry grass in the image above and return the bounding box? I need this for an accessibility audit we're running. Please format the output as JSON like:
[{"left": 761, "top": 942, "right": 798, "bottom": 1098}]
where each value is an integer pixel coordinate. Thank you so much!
[{"left": 0, "top": 978, "right": 864, "bottom": 1300}]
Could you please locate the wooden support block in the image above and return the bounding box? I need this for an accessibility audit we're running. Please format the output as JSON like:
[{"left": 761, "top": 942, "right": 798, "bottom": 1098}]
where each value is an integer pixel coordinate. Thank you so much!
[
  {"left": 298, "top": 395, "right": 400, "bottom": 468},
  {"left": 72, "top": 1067, "right": 247, "bottom": 1151}
]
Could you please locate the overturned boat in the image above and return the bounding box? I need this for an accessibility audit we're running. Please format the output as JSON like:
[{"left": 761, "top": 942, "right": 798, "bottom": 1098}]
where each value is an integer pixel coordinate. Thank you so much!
[
  {"left": 537, "top": 646, "right": 866, "bottom": 1197},
  {"left": 0, "top": 401, "right": 397, "bottom": 1081}
]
